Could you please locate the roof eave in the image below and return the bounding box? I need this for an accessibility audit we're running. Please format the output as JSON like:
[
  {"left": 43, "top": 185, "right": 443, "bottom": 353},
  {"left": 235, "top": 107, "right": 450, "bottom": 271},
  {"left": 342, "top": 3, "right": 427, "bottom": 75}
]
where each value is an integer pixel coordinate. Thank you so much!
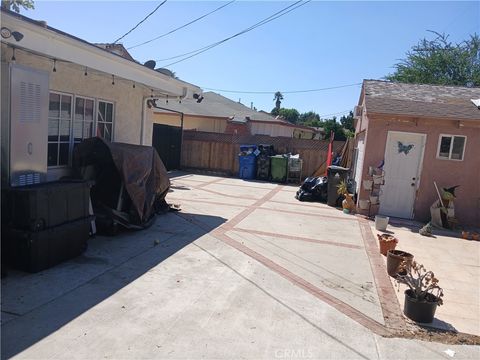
[{"left": 1, "top": 11, "right": 201, "bottom": 98}]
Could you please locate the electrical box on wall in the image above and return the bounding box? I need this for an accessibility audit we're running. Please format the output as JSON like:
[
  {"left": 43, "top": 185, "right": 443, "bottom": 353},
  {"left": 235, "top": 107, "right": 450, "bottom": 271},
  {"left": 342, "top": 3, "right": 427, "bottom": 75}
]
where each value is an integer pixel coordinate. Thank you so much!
[{"left": 8, "top": 64, "right": 49, "bottom": 187}]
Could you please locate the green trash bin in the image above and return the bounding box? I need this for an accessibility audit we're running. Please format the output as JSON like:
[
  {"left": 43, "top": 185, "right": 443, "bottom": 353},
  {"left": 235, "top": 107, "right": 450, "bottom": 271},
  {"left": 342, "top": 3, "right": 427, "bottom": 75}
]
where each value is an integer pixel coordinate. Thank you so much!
[{"left": 270, "top": 155, "right": 288, "bottom": 182}]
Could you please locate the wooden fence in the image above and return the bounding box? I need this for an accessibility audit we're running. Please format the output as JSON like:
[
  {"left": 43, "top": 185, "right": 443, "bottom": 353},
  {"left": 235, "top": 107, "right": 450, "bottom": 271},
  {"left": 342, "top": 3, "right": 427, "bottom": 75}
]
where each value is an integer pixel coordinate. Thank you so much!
[{"left": 181, "top": 131, "right": 345, "bottom": 178}]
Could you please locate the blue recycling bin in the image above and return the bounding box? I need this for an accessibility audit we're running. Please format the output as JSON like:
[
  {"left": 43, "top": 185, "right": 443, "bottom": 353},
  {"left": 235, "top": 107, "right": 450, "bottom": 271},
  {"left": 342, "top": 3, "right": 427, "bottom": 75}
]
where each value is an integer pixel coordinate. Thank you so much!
[{"left": 238, "top": 145, "right": 257, "bottom": 180}]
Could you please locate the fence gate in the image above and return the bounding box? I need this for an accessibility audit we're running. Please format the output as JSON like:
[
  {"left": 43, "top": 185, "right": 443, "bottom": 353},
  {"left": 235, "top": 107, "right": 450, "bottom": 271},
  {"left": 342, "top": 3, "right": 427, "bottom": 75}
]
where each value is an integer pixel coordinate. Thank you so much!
[{"left": 152, "top": 124, "right": 182, "bottom": 171}]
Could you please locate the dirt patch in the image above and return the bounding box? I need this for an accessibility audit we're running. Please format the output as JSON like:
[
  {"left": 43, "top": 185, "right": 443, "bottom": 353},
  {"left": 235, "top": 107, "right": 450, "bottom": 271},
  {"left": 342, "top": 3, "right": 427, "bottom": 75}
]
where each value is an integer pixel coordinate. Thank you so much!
[{"left": 387, "top": 322, "right": 480, "bottom": 345}]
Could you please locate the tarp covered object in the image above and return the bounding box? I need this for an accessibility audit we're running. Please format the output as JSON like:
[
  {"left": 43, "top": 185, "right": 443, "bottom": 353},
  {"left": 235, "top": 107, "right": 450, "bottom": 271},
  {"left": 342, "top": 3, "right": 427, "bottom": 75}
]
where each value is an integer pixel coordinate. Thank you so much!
[{"left": 73, "top": 137, "right": 170, "bottom": 229}]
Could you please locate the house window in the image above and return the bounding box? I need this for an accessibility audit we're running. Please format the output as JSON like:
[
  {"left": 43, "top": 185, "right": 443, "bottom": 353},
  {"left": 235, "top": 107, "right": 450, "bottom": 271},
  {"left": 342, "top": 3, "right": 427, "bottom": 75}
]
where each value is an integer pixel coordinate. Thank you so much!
[
  {"left": 48, "top": 93, "right": 115, "bottom": 168},
  {"left": 97, "top": 100, "right": 114, "bottom": 141},
  {"left": 48, "top": 92, "right": 72, "bottom": 166},
  {"left": 437, "top": 135, "right": 466, "bottom": 161},
  {"left": 74, "top": 96, "right": 95, "bottom": 145}
]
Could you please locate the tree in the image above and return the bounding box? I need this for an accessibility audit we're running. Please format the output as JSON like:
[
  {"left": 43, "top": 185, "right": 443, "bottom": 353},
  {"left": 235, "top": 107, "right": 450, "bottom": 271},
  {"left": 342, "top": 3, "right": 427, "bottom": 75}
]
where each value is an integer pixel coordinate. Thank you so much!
[
  {"left": 322, "top": 118, "right": 347, "bottom": 141},
  {"left": 298, "top": 111, "right": 320, "bottom": 124},
  {"left": 339, "top": 111, "right": 355, "bottom": 132},
  {"left": 1, "top": 0, "right": 34, "bottom": 13},
  {"left": 277, "top": 108, "right": 299, "bottom": 124},
  {"left": 386, "top": 31, "right": 480, "bottom": 86},
  {"left": 273, "top": 91, "right": 283, "bottom": 110}
]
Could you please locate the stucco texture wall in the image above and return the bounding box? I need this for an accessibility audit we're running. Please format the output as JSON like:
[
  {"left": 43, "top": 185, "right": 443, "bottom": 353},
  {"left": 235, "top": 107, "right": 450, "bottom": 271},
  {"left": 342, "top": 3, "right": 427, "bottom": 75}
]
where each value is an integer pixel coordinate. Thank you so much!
[
  {"left": 359, "top": 116, "right": 480, "bottom": 226},
  {"left": 2, "top": 45, "right": 152, "bottom": 146}
]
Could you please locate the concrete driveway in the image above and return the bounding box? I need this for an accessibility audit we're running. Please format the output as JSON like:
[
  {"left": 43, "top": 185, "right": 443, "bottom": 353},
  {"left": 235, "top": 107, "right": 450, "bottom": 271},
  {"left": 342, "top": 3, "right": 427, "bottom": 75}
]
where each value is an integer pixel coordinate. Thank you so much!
[{"left": 1, "top": 172, "right": 479, "bottom": 359}]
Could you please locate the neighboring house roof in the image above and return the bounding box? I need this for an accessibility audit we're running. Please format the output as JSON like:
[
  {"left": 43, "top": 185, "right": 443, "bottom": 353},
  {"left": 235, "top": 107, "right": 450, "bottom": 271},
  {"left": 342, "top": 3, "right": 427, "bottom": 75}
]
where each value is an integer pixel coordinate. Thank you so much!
[
  {"left": 94, "top": 43, "right": 135, "bottom": 61},
  {"left": 155, "top": 92, "right": 318, "bottom": 131},
  {"left": 0, "top": 9, "right": 201, "bottom": 97},
  {"left": 363, "top": 80, "right": 480, "bottom": 121}
]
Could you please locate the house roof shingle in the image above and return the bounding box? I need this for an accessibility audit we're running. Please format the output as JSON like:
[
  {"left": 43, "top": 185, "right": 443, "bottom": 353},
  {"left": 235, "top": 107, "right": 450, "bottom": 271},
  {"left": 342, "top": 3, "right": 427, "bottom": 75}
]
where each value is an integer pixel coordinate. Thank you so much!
[
  {"left": 155, "top": 92, "right": 317, "bottom": 131},
  {"left": 363, "top": 80, "right": 480, "bottom": 121}
]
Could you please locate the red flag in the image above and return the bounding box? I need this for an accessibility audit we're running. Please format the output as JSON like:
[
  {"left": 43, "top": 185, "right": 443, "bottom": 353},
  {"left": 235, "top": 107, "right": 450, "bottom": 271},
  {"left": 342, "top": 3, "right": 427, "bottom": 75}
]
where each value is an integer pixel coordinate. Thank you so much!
[{"left": 325, "top": 130, "right": 335, "bottom": 176}]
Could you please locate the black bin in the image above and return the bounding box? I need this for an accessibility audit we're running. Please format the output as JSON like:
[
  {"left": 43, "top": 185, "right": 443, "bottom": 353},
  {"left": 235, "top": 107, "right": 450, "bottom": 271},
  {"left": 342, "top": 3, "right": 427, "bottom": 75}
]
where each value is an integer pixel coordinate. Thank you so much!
[
  {"left": 5, "top": 217, "right": 91, "bottom": 273},
  {"left": 256, "top": 144, "right": 274, "bottom": 180},
  {"left": 327, "top": 166, "right": 350, "bottom": 207},
  {"left": 3, "top": 180, "right": 90, "bottom": 231}
]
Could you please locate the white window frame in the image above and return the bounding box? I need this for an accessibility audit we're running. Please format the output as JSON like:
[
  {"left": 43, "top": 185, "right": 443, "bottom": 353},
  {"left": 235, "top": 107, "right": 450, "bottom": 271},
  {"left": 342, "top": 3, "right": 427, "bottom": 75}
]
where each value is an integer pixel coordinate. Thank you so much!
[
  {"left": 436, "top": 134, "right": 467, "bottom": 161},
  {"left": 48, "top": 90, "right": 73, "bottom": 168},
  {"left": 96, "top": 99, "right": 115, "bottom": 141},
  {"left": 73, "top": 95, "right": 96, "bottom": 144},
  {"left": 47, "top": 92, "right": 115, "bottom": 168}
]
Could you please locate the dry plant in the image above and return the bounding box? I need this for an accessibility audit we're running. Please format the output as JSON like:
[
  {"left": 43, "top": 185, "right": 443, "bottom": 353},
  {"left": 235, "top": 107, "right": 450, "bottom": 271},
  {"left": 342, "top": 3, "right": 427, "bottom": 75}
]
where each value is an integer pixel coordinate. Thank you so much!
[{"left": 396, "top": 261, "right": 444, "bottom": 305}]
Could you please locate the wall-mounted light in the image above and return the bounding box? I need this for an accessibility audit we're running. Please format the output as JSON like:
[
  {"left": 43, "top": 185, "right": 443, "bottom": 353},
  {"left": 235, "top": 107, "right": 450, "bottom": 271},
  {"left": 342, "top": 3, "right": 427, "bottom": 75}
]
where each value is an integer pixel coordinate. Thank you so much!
[
  {"left": 166, "top": 95, "right": 169, "bottom": 104},
  {"left": 132, "top": 82, "right": 136, "bottom": 89},
  {"left": 53, "top": 59, "right": 57, "bottom": 72},
  {"left": 11, "top": 47, "right": 16, "bottom": 62},
  {"left": 84, "top": 67, "right": 88, "bottom": 76},
  {"left": 193, "top": 93, "right": 204, "bottom": 103},
  {"left": 111, "top": 74, "right": 115, "bottom": 85},
  {"left": 147, "top": 99, "right": 157, "bottom": 109}
]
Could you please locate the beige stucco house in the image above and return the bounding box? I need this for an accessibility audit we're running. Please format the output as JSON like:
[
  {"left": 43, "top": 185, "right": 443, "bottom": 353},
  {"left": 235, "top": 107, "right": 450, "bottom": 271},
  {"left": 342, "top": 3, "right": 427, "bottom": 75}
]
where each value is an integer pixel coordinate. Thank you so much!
[
  {"left": 353, "top": 80, "right": 480, "bottom": 226},
  {"left": 1, "top": 9, "right": 201, "bottom": 185},
  {"left": 153, "top": 92, "right": 321, "bottom": 139}
]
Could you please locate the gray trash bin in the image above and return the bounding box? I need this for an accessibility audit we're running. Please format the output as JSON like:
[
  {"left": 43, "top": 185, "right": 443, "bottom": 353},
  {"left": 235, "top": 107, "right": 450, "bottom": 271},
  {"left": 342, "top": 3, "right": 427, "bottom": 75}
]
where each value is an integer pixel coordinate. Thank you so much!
[{"left": 327, "top": 165, "right": 350, "bottom": 207}]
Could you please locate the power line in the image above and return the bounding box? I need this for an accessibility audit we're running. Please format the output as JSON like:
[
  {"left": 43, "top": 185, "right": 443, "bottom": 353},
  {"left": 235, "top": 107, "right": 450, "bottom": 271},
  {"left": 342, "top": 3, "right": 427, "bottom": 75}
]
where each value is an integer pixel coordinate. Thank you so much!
[
  {"left": 157, "top": 0, "right": 311, "bottom": 67},
  {"left": 320, "top": 109, "right": 352, "bottom": 118},
  {"left": 201, "top": 83, "right": 362, "bottom": 94},
  {"left": 127, "top": 1, "right": 236, "bottom": 50},
  {"left": 113, "top": 1, "right": 168, "bottom": 44},
  {"left": 160, "top": 0, "right": 308, "bottom": 64},
  {"left": 155, "top": 0, "right": 306, "bottom": 62}
]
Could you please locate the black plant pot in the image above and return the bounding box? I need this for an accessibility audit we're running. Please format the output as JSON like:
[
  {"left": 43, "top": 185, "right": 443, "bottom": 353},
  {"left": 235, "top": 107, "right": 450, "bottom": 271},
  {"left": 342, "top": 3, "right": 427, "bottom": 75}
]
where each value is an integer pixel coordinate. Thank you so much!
[{"left": 404, "top": 289, "right": 439, "bottom": 323}]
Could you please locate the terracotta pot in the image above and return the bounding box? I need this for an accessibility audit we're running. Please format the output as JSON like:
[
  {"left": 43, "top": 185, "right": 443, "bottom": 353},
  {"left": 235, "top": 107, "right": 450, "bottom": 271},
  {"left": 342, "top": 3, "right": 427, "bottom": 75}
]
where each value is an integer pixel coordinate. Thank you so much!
[
  {"left": 404, "top": 289, "right": 439, "bottom": 323},
  {"left": 386, "top": 250, "right": 413, "bottom": 277},
  {"left": 377, "top": 234, "right": 398, "bottom": 256}
]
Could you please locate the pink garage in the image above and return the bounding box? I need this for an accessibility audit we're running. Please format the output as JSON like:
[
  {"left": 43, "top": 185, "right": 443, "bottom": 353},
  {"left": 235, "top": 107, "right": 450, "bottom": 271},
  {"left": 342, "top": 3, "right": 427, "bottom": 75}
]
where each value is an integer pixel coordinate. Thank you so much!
[{"left": 353, "top": 80, "right": 480, "bottom": 226}]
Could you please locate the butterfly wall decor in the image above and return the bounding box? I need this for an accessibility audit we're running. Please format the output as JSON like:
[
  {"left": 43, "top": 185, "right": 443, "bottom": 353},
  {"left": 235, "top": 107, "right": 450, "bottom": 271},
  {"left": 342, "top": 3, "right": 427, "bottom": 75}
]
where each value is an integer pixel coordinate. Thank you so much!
[{"left": 397, "top": 141, "right": 414, "bottom": 155}]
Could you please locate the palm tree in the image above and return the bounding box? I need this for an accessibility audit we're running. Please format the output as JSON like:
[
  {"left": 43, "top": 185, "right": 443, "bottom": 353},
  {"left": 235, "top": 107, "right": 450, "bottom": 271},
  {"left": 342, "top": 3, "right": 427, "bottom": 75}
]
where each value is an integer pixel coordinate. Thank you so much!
[{"left": 273, "top": 91, "right": 283, "bottom": 110}]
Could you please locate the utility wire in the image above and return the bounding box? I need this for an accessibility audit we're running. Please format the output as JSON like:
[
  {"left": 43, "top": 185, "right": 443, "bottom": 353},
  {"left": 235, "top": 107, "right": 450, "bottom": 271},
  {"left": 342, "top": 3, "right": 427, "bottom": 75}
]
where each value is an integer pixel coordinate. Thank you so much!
[
  {"left": 157, "top": 0, "right": 310, "bottom": 67},
  {"left": 159, "top": 0, "right": 308, "bottom": 63},
  {"left": 155, "top": 0, "right": 306, "bottom": 62},
  {"left": 113, "top": 1, "right": 168, "bottom": 44},
  {"left": 320, "top": 109, "right": 352, "bottom": 118},
  {"left": 128, "top": 0, "right": 236, "bottom": 50},
  {"left": 201, "top": 83, "right": 362, "bottom": 94}
]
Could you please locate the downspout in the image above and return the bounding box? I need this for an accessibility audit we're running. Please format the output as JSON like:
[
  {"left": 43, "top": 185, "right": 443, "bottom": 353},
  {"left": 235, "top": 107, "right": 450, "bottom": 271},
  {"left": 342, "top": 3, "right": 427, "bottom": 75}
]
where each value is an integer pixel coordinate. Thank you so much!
[{"left": 140, "top": 97, "right": 153, "bottom": 145}]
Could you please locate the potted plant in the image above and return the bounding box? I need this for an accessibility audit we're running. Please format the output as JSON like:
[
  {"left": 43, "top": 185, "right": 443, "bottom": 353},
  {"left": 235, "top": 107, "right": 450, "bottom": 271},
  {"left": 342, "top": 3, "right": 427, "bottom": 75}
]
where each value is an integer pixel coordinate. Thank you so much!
[
  {"left": 386, "top": 249, "right": 413, "bottom": 277},
  {"left": 396, "top": 261, "right": 444, "bottom": 323},
  {"left": 376, "top": 234, "right": 397, "bottom": 256},
  {"left": 337, "top": 180, "right": 355, "bottom": 213}
]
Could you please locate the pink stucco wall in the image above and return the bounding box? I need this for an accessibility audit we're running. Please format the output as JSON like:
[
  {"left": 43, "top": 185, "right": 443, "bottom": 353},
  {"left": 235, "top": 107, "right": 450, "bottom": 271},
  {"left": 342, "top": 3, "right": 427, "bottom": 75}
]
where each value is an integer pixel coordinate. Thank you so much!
[{"left": 357, "top": 116, "right": 480, "bottom": 226}]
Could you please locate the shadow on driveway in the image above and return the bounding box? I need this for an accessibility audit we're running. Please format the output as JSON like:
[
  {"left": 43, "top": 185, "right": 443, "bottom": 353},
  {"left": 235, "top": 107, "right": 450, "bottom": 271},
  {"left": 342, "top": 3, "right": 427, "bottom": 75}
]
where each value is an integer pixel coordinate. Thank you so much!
[{"left": 1, "top": 212, "right": 226, "bottom": 359}]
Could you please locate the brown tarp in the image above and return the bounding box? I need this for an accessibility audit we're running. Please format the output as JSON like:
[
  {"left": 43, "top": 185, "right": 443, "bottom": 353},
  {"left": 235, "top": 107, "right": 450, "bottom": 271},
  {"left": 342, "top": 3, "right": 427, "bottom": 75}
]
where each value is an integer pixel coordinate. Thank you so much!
[{"left": 73, "top": 137, "right": 170, "bottom": 227}]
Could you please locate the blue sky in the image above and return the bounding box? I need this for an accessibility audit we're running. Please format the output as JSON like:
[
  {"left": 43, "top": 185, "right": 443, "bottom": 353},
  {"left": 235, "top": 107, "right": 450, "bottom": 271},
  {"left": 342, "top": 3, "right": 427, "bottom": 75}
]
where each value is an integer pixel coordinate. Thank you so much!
[{"left": 25, "top": 1, "right": 479, "bottom": 117}]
